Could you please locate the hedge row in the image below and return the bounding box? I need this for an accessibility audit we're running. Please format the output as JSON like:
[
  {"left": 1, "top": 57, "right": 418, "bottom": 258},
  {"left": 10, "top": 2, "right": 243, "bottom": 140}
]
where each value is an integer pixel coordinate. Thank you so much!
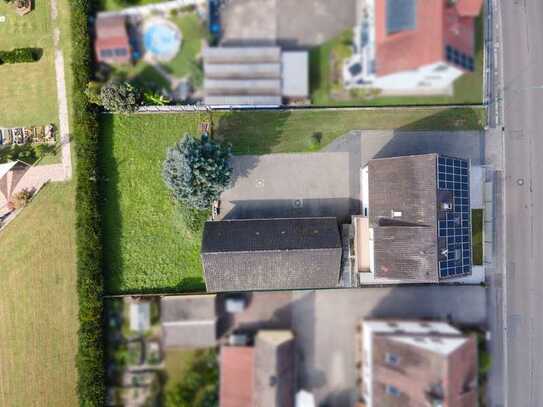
[
  {"left": 69, "top": 0, "right": 106, "bottom": 406},
  {"left": 0, "top": 48, "right": 40, "bottom": 64}
]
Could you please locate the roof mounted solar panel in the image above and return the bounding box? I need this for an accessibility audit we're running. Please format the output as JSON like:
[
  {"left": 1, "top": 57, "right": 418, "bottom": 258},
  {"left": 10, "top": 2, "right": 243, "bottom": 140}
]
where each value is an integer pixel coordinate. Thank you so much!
[{"left": 386, "top": 0, "right": 417, "bottom": 34}]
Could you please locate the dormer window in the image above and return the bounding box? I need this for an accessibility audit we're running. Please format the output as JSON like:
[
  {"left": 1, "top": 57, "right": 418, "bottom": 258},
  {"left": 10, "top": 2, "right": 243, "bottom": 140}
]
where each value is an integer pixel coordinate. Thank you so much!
[
  {"left": 386, "top": 384, "right": 401, "bottom": 397},
  {"left": 385, "top": 352, "right": 400, "bottom": 366}
]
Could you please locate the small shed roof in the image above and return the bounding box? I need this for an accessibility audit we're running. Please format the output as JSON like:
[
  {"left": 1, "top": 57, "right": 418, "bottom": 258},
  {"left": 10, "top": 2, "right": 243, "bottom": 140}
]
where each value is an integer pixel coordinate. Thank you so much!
[
  {"left": 281, "top": 51, "right": 309, "bottom": 98},
  {"left": 129, "top": 302, "right": 150, "bottom": 333}
]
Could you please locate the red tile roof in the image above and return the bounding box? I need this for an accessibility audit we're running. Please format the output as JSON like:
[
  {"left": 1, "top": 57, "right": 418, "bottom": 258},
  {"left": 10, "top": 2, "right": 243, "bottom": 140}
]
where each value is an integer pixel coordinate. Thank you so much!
[
  {"left": 455, "top": 0, "right": 484, "bottom": 17},
  {"left": 94, "top": 15, "right": 131, "bottom": 64},
  {"left": 375, "top": 0, "right": 480, "bottom": 76},
  {"left": 220, "top": 346, "right": 254, "bottom": 407}
]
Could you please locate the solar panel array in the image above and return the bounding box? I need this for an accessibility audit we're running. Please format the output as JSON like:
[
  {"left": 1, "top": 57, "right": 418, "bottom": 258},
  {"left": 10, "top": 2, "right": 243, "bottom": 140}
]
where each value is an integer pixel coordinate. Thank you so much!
[
  {"left": 445, "top": 45, "right": 475, "bottom": 71},
  {"left": 437, "top": 156, "right": 472, "bottom": 279},
  {"left": 386, "top": 0, "right": 417, "bottom": 34}
]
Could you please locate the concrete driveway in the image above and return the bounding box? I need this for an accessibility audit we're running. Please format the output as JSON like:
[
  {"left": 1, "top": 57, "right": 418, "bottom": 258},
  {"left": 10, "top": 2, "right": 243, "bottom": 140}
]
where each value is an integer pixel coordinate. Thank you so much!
[
  {"left": 219, "top": 152, "right": 356, "bottom": 222},
  {"left": 325, "top": 130, "right": 485, "bottom": 166},
  {"left": 291, "top": 286, "right": 487, "bottom": 407}
]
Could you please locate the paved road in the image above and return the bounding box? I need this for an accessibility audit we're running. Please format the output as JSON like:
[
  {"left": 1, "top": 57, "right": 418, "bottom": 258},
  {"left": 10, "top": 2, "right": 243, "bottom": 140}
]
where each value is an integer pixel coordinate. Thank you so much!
[{"left": 501, "top": 0, "right": 543, "bottom": 405}]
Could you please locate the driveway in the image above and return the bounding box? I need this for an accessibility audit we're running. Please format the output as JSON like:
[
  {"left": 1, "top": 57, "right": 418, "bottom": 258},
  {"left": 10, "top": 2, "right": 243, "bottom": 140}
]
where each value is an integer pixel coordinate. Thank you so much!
[
  {"left": 219, "top": 152, "right": 356, "bottom": 222},
  {"left": 291, "top": 286, "right": 487, "bottom": 407},
  {"left": 326, "top": 130, "right": 485, "bottom": 165}
]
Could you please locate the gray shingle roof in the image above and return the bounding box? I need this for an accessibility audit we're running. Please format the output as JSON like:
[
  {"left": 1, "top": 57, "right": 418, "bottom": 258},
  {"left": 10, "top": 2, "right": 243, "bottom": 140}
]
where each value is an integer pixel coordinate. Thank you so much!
[
  {"left": 201, "top": 218, "right": 342, "bottom": 291},
  {"left": 161, "top": 295, "right": 216, "bottom": 322},
  {"left": 368, "top": 154, "right": 440, "bottom": 281},
  {"left": 160, "top": 295, "right": 217, "bottom": 348},
  {"left": 202, "top": 217, "right": 341, "bottom": 253}
]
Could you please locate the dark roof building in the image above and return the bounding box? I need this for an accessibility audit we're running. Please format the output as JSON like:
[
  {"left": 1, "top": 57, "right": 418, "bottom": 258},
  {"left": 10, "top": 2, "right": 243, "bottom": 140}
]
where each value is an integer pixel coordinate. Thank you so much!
[
  {"left": 160, "top": 295, "right": 218, "bottom": 348},
  {"left": 201, "top": 217, "right": 342, "bottom": 292},
  {"left": 368, "top": 153, "right": 471, "bottom": 282},
  {"left": 220, "top": 330, "right": 295, "bottom": 407},
  {"left": 94, "top": 15, "right": 131, "bottom": 64},
  {"left": 360, "top": 319, "right": 478, "bottom": 407}
]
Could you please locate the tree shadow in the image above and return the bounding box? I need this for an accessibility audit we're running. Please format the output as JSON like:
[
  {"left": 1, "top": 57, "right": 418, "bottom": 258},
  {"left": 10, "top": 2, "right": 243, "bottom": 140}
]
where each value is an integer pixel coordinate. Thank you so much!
[
  {"left": 398, "top": 108, "right": 484, "bottom": 132},
  {"left": 98, "top": 114, "right": 126, "bottom": 294},
  {"left": 215, "top": 110, "right": 292, "bottom": 155}
]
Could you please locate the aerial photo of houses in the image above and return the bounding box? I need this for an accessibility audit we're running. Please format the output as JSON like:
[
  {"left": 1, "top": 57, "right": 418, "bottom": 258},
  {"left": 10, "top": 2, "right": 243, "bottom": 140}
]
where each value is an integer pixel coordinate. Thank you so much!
[{"left": 2, "top": 0, "right": 530, "bottom": 406}]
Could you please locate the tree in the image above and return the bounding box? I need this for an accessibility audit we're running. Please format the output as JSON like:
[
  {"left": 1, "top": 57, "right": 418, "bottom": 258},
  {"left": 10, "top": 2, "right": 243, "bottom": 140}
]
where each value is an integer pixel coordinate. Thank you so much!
[
  {"left": 100, "top": 81, "right": 142, "bottom": 113},
  {"left": 165, "top": 350, "right": 219, "bottom": 407},
  {"left": 162, "top": 134, "right": 232, "bottom": 210}
]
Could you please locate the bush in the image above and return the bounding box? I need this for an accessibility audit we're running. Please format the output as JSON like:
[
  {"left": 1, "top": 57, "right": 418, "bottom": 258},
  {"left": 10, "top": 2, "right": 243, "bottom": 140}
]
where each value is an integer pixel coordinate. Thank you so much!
[
  {"left": 165, "top": 350, "right": 219, "bottom": 407},
  {"left": 69, "top": 0, "right": 106, "bottom": 405},
  {"left": 143, "top": 89, "right": 170, "bottom": 106},
  {"left": 10, "top": 188, "right": 33, "bottom": 209},
  {"left": 162, "top": 134, "right": 232, "bottom": 210},
  {"left": 100, "top": 81, "right": 142, "bottom": 113},
  {"left": 0, "top": 48, "right": 40, "bottom": 64},
  {"left": 85, "top": 81, "right": 103, "bottom": 106}
]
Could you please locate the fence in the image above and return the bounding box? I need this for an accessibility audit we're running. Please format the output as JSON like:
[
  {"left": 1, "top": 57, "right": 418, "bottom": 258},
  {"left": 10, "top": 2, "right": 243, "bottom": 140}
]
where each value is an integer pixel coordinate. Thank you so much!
[{"left": 98, "top": 0, "right": 206, "bottom": 17}]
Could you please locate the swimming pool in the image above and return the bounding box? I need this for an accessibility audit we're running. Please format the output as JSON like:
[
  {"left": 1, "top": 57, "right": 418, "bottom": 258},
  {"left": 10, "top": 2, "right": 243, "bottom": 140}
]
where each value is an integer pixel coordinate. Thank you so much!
[{"left": 142, "top": 18, "right": 182, "bottom": 62}]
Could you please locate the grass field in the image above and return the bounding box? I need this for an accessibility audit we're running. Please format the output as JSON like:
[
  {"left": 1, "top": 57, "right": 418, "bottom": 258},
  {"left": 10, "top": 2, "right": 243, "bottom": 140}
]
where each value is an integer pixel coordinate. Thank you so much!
[
  {"left": 472, "top": 208, "right": 484, "bottom": 265},
  {"left": 310, "top": 15, "right": 485, "bottom": 106},
  {"left": 0, "top": 182, "right": 78, "bottom": 407},
  {"left": 100, "top": 107, "right": 484, "bottom": 293},
  {"left": 0, "top": 2, "right": 58, "bottom": 127}
]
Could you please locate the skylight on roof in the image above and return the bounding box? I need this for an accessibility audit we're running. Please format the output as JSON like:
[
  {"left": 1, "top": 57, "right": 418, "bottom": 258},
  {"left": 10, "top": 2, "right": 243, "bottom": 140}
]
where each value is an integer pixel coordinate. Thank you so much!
[{"left": 386, "top": 0, "right": 417, "bottom": 34}]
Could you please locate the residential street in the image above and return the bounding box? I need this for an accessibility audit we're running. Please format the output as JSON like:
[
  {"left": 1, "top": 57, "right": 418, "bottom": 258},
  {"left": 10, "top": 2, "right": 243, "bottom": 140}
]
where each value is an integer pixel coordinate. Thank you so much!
[{"left": 501, "top": 0, "right": 543, "bottom": 405}]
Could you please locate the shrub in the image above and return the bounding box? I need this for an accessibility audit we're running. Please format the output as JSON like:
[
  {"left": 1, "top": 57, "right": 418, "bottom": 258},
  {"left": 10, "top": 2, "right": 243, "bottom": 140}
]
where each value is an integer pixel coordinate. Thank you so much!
[
  {"left": 10, "top": 188, "right": 33, "bottom": 209},
  {"left": 85, "top": 81, "right": 103, "bottom": 106},
  {"left": 143, "top": 90, "right": 170, "bottom": 106},
  {"left": 162, "top": 134, "right": 232, "bottom": 210},
  {"left": 35, "top": 144, "right": 56, "bottom": 159},
  {"left": 69, "top": 0, "right": 106, "bottom": 405},
  {"left": 309, "top": 131, "right": 322, "bottom": 150},
  {"left": 165, "top": 350, "right": 219, "bottom": 407},
  {"left": 0, "top": 48, "right": 39, "bottom": 64},
  {"left": 100, "top": 81, "right": 142, "bottom": 113}
]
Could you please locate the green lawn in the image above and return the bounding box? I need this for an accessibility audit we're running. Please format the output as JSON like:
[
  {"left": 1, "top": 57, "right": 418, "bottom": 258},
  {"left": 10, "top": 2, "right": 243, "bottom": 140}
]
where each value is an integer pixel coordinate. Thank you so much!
[
  {"left": 164, "top": 349, "right": 199, "bottom": 393},
  {"left": 0, "top": 2, "right": 58, "bottom": 127},
  {"left": 100, "top": 107, "right": 484, "bottom": 293},
  {"left": 0, "top": 182, "right": 78, "bottom": 407},
  {"left": 310, "top": 15, "right": 484, "bottom": 106},
  {"left": 160, "top": 12, "right": 205, "bottom": 78},
  {"left": 99, "top": 0, "right": 171, "bottom": 11},
  {"left": 472, "top": 208, "right": 483, "bottom": 266}
]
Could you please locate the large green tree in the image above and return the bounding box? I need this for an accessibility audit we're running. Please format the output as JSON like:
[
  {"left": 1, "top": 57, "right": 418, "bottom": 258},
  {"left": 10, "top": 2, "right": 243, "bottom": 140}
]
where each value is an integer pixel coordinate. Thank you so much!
[
  {"left": 162, "top": 134, "right": 232, "bottom": 210},
  {"left": 100, "top": 81, "right": 142, "bottom": 113}
]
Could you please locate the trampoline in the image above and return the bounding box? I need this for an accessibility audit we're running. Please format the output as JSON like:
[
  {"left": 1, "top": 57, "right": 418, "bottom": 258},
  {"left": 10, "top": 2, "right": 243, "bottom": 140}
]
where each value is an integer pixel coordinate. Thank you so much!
[{"left": 142, "top": 17, "right": 182, "bottom": 62}]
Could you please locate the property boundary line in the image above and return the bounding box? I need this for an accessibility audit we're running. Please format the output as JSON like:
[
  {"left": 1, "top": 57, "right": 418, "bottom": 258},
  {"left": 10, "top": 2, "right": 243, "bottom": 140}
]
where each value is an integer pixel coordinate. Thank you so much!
[{"left": 134, "top": 103, "right": 485, "bottom": 114}]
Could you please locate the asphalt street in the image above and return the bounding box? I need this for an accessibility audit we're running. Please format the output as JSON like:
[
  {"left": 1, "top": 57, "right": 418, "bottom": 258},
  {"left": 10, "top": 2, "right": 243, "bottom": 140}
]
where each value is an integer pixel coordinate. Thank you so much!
[{"left": 501, "top": 0, "right": 543, "bottom": 405}]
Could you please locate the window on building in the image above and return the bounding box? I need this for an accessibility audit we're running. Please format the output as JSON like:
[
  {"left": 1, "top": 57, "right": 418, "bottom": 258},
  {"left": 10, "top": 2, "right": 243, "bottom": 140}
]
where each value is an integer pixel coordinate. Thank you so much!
[
  {"left": 385, "top": 352, "right": 400, "bottom": 366},
  {"left": 386, "top": 384, "right": 401, "bottom": 397}
]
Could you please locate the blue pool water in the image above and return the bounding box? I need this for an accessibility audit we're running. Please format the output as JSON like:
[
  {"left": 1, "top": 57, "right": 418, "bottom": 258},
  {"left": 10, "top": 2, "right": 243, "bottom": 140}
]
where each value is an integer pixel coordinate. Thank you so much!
[{"left": 143, "top": 24, "right": 180, "bottom": 58}]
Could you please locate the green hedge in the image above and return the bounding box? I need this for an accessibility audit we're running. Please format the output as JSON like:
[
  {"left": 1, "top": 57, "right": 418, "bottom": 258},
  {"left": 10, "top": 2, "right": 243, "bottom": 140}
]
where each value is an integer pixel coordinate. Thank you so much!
[
  {"left": 0, "top": 48, "right": 40, "bottom": 64},
  {"left": 69, "top": 0, "right": 106, "bottom": 406}
]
